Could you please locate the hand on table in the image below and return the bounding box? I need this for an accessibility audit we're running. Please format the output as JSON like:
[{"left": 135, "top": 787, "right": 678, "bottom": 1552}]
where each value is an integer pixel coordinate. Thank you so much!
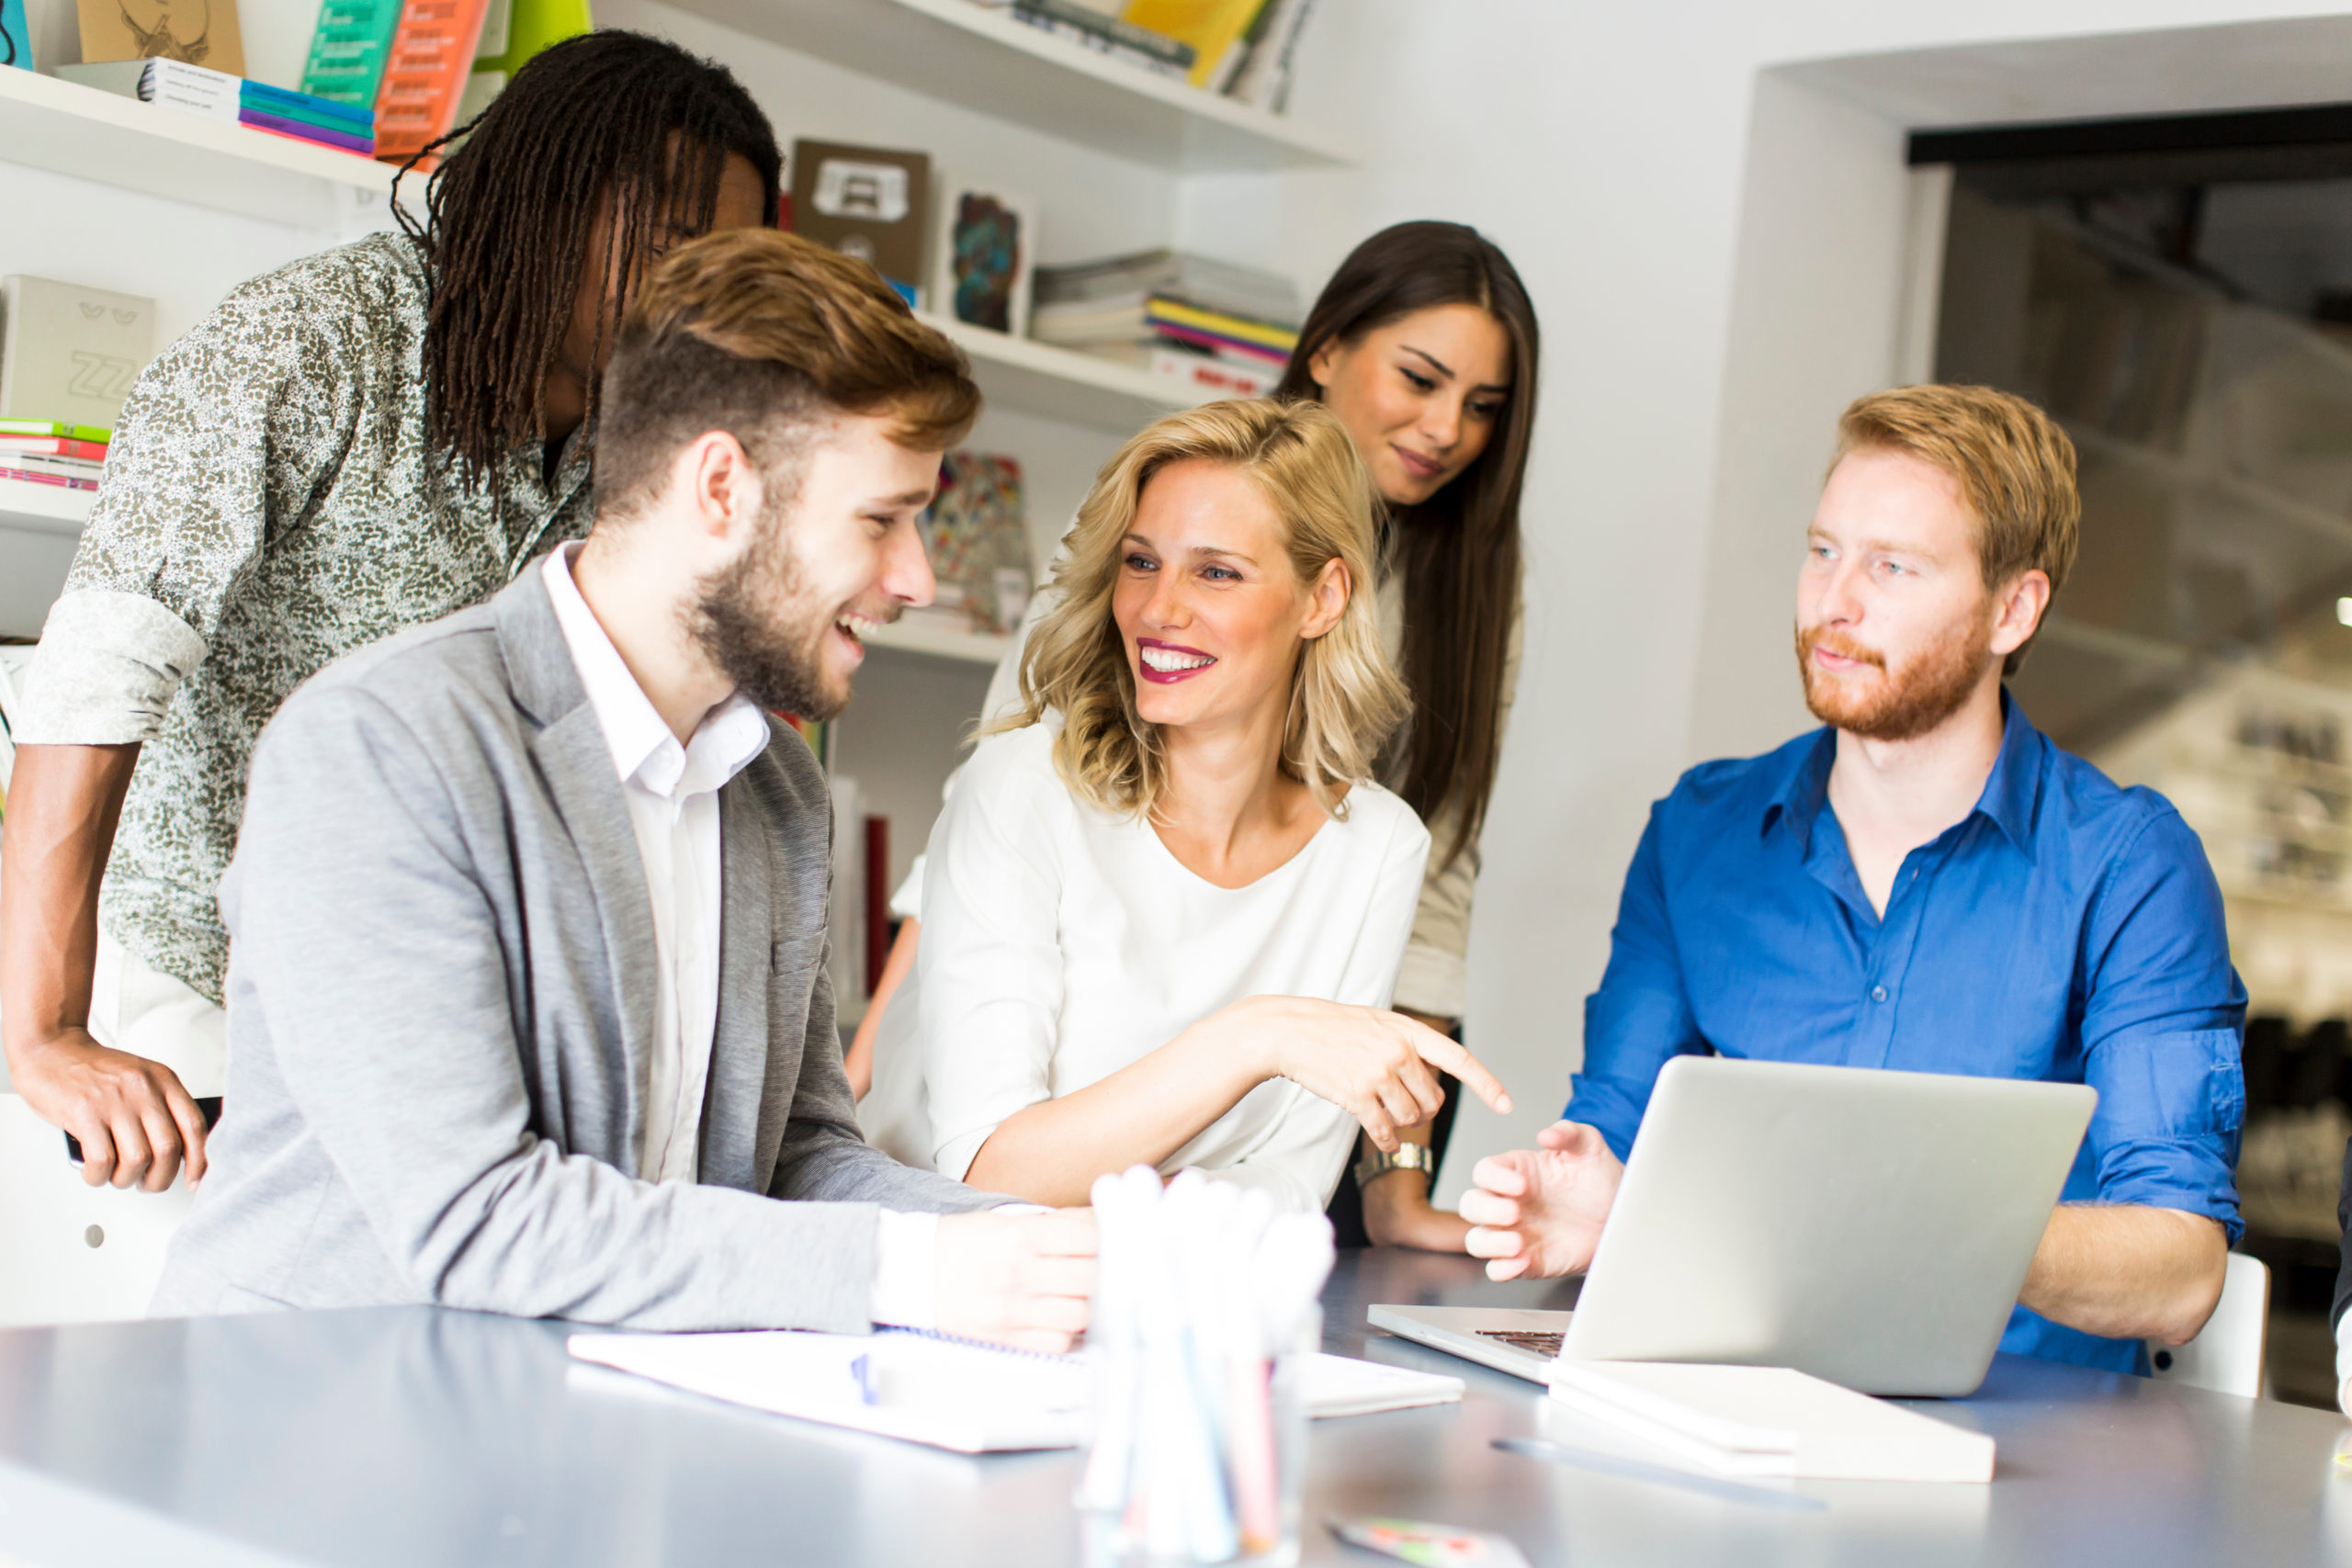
[
  {"left": 1457, "top": 1121, "right": 1623, "bottom": 1281},
  {"left": 9, "top": 1027, "right": 208, "bottom": 1191},
  {"left": 934, "top": 1206, "right": 1098, "bottom": 1353},
  {"left": 1218, "top": 996, "right": 1510, "bottom": 1153}
]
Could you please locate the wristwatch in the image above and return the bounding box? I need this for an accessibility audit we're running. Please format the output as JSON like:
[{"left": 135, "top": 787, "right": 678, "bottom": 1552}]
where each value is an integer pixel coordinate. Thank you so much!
[{"left": 1354, "top": 1140, "right": 1433, "bottom": 1190}]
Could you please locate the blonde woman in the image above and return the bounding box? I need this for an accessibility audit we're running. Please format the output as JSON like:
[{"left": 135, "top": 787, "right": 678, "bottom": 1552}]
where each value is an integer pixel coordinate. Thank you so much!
[{"left": 860, "top": 400, "right": 1511, "bottom": 1210}]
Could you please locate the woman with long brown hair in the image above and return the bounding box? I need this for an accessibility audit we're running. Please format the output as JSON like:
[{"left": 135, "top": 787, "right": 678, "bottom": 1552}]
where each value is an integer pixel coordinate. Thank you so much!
[{"left": 1274, "top": 220, "right": 1536, "bottom": 1250}]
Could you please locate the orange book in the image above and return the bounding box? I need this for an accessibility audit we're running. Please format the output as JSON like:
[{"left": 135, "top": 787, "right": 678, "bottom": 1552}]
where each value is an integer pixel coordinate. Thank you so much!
[{"left": 372, "top": 0, "right": 492, "bottom": 165}]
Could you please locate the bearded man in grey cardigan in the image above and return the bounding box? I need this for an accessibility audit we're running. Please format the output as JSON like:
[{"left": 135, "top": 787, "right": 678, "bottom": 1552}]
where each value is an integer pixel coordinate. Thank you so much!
[{"left": 152, "top": 231, "right": 1095, "bottom": 1348}]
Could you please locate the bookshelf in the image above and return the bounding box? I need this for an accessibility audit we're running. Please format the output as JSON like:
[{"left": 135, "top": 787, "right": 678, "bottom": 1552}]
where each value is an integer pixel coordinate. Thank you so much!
[
  {"left": 0, "top": 65, "right": 416, "bottom": 231},
  {"left": 0, "top": 479, "right": 94, "bottom": 538},
  {"left": 661, "top": 0, "right": 1350, "bottom": 172},
  {"left": 925, "top": 312, "right": 1206, "bottom": 431}
]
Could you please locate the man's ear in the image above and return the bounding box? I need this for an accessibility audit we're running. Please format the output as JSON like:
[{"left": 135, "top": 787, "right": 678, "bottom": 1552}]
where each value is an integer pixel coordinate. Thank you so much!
[
  {"left": 1987, "top": 568, "right": 2051, "bottom": 659},
  {"left": 680, "top": 430, "right": 760, "bottom": 546},
  {"left": 1300, "top": 558, "right": 1351, "bottom": 641}
]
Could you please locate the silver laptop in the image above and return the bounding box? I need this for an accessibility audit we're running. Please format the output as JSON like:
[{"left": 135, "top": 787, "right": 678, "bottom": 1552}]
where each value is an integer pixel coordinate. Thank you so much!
[{"left": 1371, "top": 1055, "right": 2095, "bottom": 1396}]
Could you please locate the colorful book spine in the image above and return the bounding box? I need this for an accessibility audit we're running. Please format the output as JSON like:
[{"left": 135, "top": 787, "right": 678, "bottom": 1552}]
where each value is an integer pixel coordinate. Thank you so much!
[
  {"left": 243, "top": 77, "right": 375, "bottom": 133},
  {"left": 0, "top": 420, "right": 110, "bottom": 442},
  {"left": 300, "top": 0, "right": 405, "bottom": 110},
  {"left": 1150, "top": 321, "right": 1288, "bottom": 366},
  {"left": 0, "top": 465, "right": 104, "bottom": 491},
  {"left": 1146, "top": 346, "right": 1279, "bottom": 399},
  {"left": 2, "top": 0, "right": 33, "bottom": 73},
  {"left": 0, "top": 435, "right": 108, "bottom": 460},
  {"left": 373, "top": 0, "right": 494, "bottom": 164},
  {"left": 1119, "top": 0, "right": 1263, "bottom": 89},
  {"left": 241, "top": 107, "right": 374, "bottom": 152},
  {"left": 1144, "top": 296, "right": 1299, "bottom": 354},
  {"left": 1012, "top": 0, "right": 1195, "bottom": 72}
]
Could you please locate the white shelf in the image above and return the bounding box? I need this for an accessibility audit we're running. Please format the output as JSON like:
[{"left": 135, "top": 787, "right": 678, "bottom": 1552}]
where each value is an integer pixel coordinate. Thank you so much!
[
  {"left": 0, "top": 478, "right": 95, "bottom": 538},
  {"left": 663, "top": 0, "right": 1350, "bottom": 172},
  {"left": 865, "top": 616, "right": 1013, "bottom": 665},
  {"left": 924, "top": 313, "right": 1208, "bottom": 431},
  {"left": 0, "top": 66, "right": 417, "bottom": 230}
]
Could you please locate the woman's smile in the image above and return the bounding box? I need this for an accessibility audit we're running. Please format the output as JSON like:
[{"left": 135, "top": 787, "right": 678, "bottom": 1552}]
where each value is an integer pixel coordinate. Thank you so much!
[{"left": 1136, "top": 636, "right": 1218, "bottom": 683}]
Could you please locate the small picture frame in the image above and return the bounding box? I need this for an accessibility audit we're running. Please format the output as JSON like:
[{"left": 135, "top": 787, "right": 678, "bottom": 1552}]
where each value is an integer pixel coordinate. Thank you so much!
[{"left": 931, "top": 181, "right": 1035, "bottom": 338}]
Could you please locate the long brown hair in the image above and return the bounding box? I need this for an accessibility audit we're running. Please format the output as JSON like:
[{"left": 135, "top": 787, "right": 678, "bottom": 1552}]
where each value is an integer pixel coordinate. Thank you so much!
[{"left": 1275, "top": 221, "right": 1539, "bottom": 864}]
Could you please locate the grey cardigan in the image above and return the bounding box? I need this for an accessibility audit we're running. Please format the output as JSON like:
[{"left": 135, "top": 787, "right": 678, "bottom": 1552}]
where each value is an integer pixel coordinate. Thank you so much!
[{"left": 152, "top": 569, "right": 996, "bottom": 1331}]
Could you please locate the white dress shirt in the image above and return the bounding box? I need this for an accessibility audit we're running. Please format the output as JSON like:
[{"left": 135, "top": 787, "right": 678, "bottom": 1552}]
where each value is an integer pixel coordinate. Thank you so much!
[
  {"left": 543, "top": 547, "right": 768, "bottom": 1182},
  {"left": 545, "top": 549, "right": 950, "bottom": 1325},
  {"left": 860, "top": 722, "right": 1431, "bottom": 1211},
  {"left": 542, "top": 548, "right": 941, "bottom": 1325}
]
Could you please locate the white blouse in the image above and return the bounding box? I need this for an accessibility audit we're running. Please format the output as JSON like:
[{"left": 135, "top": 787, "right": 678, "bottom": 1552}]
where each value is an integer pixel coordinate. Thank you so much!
[{"left": 860, "top": 722, "right": 1430, "bottom": 1212}]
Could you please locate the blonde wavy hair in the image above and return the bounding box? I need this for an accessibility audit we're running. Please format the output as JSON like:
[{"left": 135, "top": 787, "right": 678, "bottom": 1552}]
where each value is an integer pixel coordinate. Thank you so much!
[{"left": 1001, "top": 398, "right": 1408, "bottom": 825}]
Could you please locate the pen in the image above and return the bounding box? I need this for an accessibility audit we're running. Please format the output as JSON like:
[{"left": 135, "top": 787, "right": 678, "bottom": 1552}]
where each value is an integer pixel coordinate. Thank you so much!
[{"left": 1491, "top": 1437, "right": 1829, "bottom": 1513}]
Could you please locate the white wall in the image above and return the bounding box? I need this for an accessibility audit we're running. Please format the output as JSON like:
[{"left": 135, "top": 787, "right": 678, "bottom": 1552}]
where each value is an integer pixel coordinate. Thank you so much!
[{"left": 1212, "top": 2, "right": 2352, "bottom": 1201}]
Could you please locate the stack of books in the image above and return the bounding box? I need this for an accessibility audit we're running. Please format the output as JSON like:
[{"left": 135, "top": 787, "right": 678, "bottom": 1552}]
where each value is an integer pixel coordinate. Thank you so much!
[
  {"left": 1033, "top": 249, "right": 1302, "bottom": 397},
  {"left": 59, "top": 59, "right": 376, "bottom": 156},
  {"left": 975, "top": 0, "right": 1319, "bottom": 112},
  {"left": 0, "top": 419, "right": 108, "bottom": 496}
]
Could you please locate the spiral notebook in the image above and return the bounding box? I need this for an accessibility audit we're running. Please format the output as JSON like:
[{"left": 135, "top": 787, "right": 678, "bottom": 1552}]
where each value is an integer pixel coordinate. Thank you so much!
[{"left": 568, "top": 1328, "right": 1462, "bottom": 1454}]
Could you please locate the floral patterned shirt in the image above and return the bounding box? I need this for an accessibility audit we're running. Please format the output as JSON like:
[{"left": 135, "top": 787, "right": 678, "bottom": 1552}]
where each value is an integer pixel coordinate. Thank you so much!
[{"left": 16, "top": 232, "right": 595, "bottom": 1004}]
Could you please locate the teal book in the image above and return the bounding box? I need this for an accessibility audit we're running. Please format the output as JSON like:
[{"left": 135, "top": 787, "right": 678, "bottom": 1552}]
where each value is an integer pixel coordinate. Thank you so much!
[
  {"left": 300, "top": 0, "right": 403, "bottom": 109},
  {"left": 1, "top": 0, "right": 32, "bottom": 73}
]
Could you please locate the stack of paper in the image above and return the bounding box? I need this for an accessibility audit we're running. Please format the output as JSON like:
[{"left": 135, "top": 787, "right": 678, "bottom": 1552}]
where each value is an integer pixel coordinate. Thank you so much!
[
  {"left": 569, "top": 1329, "right": 1463, "bottom": 1455},
  {"left": 1547, "top": 1362, "right": 1996, "bottom": 1483}
]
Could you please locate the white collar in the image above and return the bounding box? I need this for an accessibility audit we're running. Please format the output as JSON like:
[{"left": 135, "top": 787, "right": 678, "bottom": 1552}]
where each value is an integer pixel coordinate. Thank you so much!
[{"left": 540, "top": 544, "right": 769, "bottom": 801}]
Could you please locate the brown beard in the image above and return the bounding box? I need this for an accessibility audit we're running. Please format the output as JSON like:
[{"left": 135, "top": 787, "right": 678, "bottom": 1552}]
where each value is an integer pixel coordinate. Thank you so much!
[
  {"left": 1794, "top": 613, "right": 1992, "bottom": 742},
  {"left": 684, "top": 496, "right": 850, "bottom": 722}
]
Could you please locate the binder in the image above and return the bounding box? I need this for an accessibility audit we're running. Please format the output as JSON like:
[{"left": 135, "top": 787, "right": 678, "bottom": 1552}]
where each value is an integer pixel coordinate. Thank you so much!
[{"left": 1547, "top": 1362, "right": 1996, "bottom": 1483}]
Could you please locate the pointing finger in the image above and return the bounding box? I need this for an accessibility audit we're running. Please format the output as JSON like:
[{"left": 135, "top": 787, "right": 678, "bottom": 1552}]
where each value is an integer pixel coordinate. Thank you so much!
[{"left": 1410, "top": 1029, "right": 1512, "bottom": 1116}]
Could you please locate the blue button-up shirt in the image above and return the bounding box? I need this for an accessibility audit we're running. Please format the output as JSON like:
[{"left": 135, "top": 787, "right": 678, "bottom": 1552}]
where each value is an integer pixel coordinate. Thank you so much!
[{"left": 1568, "top": 697, "right": 2247, "bottom": 1375}]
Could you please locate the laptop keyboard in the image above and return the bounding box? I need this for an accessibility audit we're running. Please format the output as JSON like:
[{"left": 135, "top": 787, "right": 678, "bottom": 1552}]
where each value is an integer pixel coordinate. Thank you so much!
[{"left": 1476, "top": 1329, "right": 1565, "bottom": 1357}]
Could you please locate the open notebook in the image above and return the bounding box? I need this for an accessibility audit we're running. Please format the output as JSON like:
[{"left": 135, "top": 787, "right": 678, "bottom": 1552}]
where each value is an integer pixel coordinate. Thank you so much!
[{"left": 569, "top": 1328, "right": 1464, "bottom": 1454}]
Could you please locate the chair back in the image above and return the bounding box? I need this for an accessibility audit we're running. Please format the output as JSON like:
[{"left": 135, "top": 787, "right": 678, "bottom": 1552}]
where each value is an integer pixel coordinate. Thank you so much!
[
  {"left": 2147, "top": 1252, "right": 2270, "bottom": 1399},
  {"left": 0, "top": 1095, "right": 188, "bottom": 1326}
]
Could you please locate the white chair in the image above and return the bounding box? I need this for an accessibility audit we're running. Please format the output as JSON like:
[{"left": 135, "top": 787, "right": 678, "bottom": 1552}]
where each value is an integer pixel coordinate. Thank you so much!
[
  {"left": 2146, "top": 1251, "right": 2270, "bottom": 1399},
  {"left": 0, "top": 1094, "right": 190, "bottom": 1327}
]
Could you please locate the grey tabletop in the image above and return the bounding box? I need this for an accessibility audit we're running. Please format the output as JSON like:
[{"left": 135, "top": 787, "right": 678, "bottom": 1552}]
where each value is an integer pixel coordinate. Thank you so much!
[{"left": 0, "top": 1249, "right": 2347, "bottom": 1567}]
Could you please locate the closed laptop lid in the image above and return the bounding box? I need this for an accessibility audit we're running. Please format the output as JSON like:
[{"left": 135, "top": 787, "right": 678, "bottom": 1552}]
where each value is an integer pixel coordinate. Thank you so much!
[{"left": 1561, "top": 1056, "right": 2095, "bottom": 1396}]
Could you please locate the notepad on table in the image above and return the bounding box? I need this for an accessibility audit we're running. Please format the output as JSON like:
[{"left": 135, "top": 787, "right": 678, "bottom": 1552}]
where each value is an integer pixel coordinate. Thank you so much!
[
  {"left": 1546, "top": 1362, "right": 1996, "bottom": 1483},
  {"left": 569, "top": 1330, "right": 1463, "bottom": 1455}
]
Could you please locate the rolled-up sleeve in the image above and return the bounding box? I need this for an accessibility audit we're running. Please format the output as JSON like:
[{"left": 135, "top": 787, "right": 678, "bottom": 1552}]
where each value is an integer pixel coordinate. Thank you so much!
[
  {"left": 1566, "top": 806, "right": 1705, "bottom": 1161},
  {"left": 14, "top": 590, "right": 208, "bottom": 744},
  {"left": 2077, "top": 809, "right": 2248, "bottom": 1240}
]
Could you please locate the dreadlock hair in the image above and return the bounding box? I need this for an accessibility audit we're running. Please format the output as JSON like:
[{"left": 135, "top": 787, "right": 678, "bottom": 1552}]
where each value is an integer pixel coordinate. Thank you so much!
[{"left": 395, "top": 30, "right": 781, "bottom": 481}]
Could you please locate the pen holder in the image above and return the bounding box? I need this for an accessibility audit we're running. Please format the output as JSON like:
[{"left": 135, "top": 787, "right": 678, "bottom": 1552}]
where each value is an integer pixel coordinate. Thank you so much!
[
  {"left": 1077, "top": 1168, "right": 1332, "bottom": 1566},
  {"left": 1080, "top": 1315, "right": 1315, "bottom": 1566}
]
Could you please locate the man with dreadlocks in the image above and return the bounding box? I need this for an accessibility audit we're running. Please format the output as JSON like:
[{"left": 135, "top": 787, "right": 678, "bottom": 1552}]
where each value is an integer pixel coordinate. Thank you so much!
[{"left": 0, "top": 31, "right": 777, "bottom": 1210}]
